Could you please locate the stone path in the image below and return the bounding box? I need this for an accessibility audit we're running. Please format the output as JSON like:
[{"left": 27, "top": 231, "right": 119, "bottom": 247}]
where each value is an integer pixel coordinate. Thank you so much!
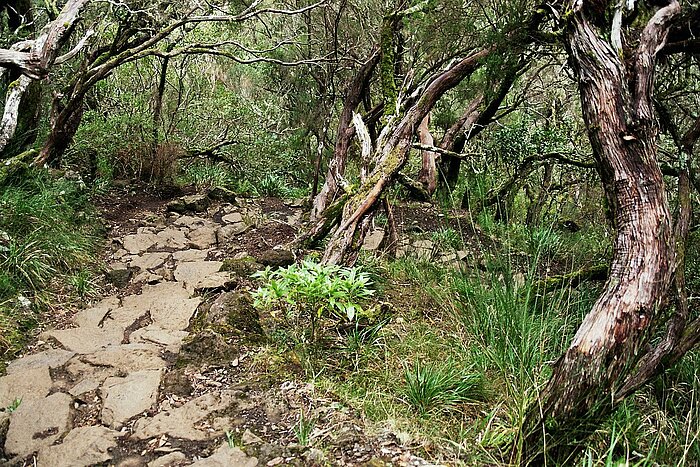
[
  {"left": 0, "top": 194, "right": 275, "bottom": 467},
  {"left": 1, "top": 193, "right": 441, "bottom": 467}
]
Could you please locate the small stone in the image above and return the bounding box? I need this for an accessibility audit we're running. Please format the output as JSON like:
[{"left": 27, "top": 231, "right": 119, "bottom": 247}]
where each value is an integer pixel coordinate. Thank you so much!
[
  {"left": 222, "top": 212, "right": 243, "bottom": 224},
  {"left": 37, "top": 425, "right": 124, "bottom": 467},
  {"left": 190, "top": 444, "right": 257, "bottom": 467},
  {"left": 154, "top": 228, "right": 189, "bottom": 250},
  {"left": 188, "top": 227, "right": 218, "bottom": 249},
  {"left": 362, "top": 229, "right": 385, "bottom": 251},
  {"left": 101, "top": 370, "right": 162, "bottom": 429},
  {"left": 148, "top": 451, "right": 187, "bottom": 467},
  {"left": 267, "top": 457, "right": 284, "bottom": 466},
  {"left": 123, "top": 233, "right": 159, "bottom": 254},
  {"left": 219, "top": 257, "right": 264, "bottom": 278},
  {"left": 107, "top": 264, "right": 132, "bottom": 287},
  {"left": 172, "top": 249, "right": 210, "bottom": 262},
  {"left": 241, "top": 429, "right": 263, "bottom": 445},
  {"left": 194, "top": 272, "right": 236, "bottom": 293},
  {"left": 4, "top": 392, "right": 73, "bottom": 458},
  {"left": 130, "top": 252, "right": 170, "bottom": 271}
]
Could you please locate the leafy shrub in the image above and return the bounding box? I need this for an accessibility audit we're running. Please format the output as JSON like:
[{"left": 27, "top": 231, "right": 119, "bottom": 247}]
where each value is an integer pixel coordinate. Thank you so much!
[{"left": 252, "top": 260, "right": 374, "bottom": 340}]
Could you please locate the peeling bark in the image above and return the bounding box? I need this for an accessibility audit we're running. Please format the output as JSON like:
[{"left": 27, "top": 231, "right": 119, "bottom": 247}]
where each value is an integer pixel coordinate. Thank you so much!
[
  {"left": 517, "top": 1, "right": 683, "bottom": 463},
  {"left": 416, "top": 113, "right": 437, "bottom": 195}
]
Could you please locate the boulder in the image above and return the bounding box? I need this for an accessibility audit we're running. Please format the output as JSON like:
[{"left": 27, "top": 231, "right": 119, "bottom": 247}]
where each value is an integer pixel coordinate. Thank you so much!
[
  {"left": 207, "top": 292, "right": 265, "bottom": 342},
  {"left": 207, "top": 186, "right": 238, "bottom": 204},
  {"left": 166, "top": 195, "right": 211, "bottom": 214}
]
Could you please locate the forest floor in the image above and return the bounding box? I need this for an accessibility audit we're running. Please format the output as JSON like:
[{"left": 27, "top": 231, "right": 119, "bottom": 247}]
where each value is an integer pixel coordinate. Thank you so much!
[{"left": 0, "top": 187, "right": 448, "bottom": 467}]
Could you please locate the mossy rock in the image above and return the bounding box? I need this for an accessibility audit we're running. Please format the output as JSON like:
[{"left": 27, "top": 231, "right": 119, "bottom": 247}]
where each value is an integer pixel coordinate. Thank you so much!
[
  {"left": 254, "top": 249, "right": 294, "bottom": 268},
  {"left": 220, "top": 257, "right": 264, "bottom": 278},
  {"left": 177, "top": 329, "right": 241, "bottom": 366},
  {"left": 207, "top": 186, "right": 238, "bottom": 205},
  {"left": 208, "top": 291, "right": 265, "bottom": 344}
]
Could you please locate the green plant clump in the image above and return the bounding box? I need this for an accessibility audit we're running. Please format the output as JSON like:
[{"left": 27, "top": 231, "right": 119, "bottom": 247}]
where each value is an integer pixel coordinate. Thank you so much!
[{"left": 252, "top": 260, "right": 375, "bottom": 341}]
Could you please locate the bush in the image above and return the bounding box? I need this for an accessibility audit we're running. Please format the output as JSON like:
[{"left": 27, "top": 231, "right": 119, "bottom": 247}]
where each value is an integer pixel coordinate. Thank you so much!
[{"left": 252, "top": 260, "right": 374, "bottom": 341}]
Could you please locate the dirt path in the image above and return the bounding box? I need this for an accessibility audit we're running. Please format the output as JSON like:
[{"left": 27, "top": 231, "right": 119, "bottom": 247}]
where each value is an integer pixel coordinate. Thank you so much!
[{"left": 0, "top": 192, "right": 436, "bottom": 467}]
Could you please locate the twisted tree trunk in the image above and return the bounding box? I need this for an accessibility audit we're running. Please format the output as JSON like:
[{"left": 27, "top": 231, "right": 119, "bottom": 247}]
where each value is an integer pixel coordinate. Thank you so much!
[{"left": 517, "top": 1, "right": 684, "bottom": 463}]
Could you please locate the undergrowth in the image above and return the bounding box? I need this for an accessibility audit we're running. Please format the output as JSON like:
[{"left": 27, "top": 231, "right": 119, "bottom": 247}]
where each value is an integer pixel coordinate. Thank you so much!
[{"left": 0, "top": 169, "right": 101, "bottom": 362}]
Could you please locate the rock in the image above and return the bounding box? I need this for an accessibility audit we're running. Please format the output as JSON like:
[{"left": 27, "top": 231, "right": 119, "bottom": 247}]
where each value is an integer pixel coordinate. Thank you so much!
[
  {"left": 5, "top": 349, "right": 74, "bottom": 375},
  {"left": 173, "top": 215, "right": 208, "bottom": 228},
  {"left": 362, "top": 229, "right": 385, "bottom": 251},
  {"left": 80, "top": 343, "right": 167, "bottom": 373},
  {"left": 37, "top": 425, "right": 124, "bottom": 467},
  {"left": 68, "top": 379, "right": 101, "bottom": 397},
  {"left": 42, "top": 325, "right": 125, "bottom": 354},
  {"left": 154, "top": 228, "right": 189, "bottom": 250},
  {"left": 122, "top": 282, "right": 201, "bottom": 331},
  {"left": 194, "top": 272, "right": 236, "bottom": 293},
  {"left": 284, "top": 198, "right": 306, "bottom": 208},
  {"left": 132, "top": 271, "right": 164, "bottom": 284},
  {"left": 190, "top": 444, "right": 257, "bottom": 467},
  {"left": 129, "top": 326, "right": 189, "bottom": 349},
  {"left": 305, "top": 448, "right": 326, "bottom": 463},
  {"left": 215, "top": 224, "right": 248, "bottom": 242},
  {"left": 172, "top": 249, "right": 210, "bottom": 262},
  {"left": 107, "top": 264, "right": 132, "bottom": 287},
  {"left": 148, "top": 451, "right": 187, "bottom": 467},
  {"left": 178, "top": 330, "right": 240, "bottom": 366},
  {"left": 101, "top": 370, "right": 162, "bottom": 428},
  {"left": 73, "top": 296, "right": 121, "bottom": 328},
  {"left": 241, "top": 429, "right": 264, "bottom": 445},
  {"left": 174, "top": 261, "right": 224, "bottom": 292},
  {"left": 104, "top": 304, "right": 150, "bottom": 330},
  {"left": 129, "top": 252, "right": 170, "bottom": 271},
  {"left": 166, "top": 195, "right": 211, "bottom": 214},
  {"left": 4, "top": 392, "right": 73, "bottom": 458},
  {"left": 412, "top": 239, "right": 434, "bottom": 250},
  {"left": 255, "top": 249, "right": 294, "bottom": 268},
  {"left": 132, "top": 391, "right": 238, "bottom": 441},
  {"left": 207, "top": 186, "right": 238, "bottom": 204},
  {"left": 0, "top": 366, "right": 52, "bottom": 407},
  {"left": 188, "top": 226, "right": 218, "bottom": 249},
  {"left": 123, "top": 233, "right": 159, "bottom": 254},
  {"left": 222, "top": 212, "right": 243, "bottom": 224},
  {"left": 219, "top": 257, "right": 264, "bottom": 278},
  {"left": 208, "top": 292, "right": 265, "bottom": 342}
]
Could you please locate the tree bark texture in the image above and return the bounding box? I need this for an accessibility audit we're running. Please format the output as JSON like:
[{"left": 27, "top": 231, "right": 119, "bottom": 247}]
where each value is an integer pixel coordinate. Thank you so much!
[
  {"left": 416, "top": 113, "right": 437, "bottom": 195},
  {"left": 310, "top": 50, "right": 379, "bottom": 222},
  {"left": 321, "top": 47, "right": 492, "bottom": 265},
  {"left": 518, "top": 1, "right": 682, "bottom": 463}
]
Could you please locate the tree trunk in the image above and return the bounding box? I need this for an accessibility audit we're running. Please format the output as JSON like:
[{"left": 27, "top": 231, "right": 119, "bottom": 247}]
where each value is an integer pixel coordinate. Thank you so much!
[
  {"left": 416, "top": 113, "right": 437, "bottom": 196},
  {"left": 322, "top": 47, "right": 492, "bottom": 265},
  {"left": 152, "top": 55, "right": 170, "bottom": 158},
  {"left": 310, "top": 49, "right": 379, "bottom": 221},
  {"left": 517, "top": 2, "right": 683, "bottom": 463}
]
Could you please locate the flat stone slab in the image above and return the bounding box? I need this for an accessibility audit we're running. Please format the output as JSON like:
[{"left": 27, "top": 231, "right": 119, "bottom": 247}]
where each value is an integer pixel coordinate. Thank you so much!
[
  {"left": 42, "top": 325, "right": 125, "bottom": 354},
  {"left": 129, "top": 326, "right": 189, "bottom": 349},
  {"left": 132, "top": 391, "right": 237, "bottom": 441},
  {"left": 154, "top": 228, "right": 189, "bottom": 250},
  {"left": 103, "top": 304, "right": 150, "bottom": 330},
  {"left": 37, "top": 425, "right": 124, "bottom": 467},
  {"left": 73, "top": 296, "right": 121, "bottom": 328},
  {"left": 80, "top": 343, "right": 167, "bottom": 373},
  {"left": 174, "top": 261, "right": 223, "bottom": 292},
  {"left": 172, "top": 249, "right": 210, "bottom": 262},
  {"left": 4, "top": 392, "right": 73, "bottom": 458},
  {"left": 0, "top": 366, "right": 52, "bottom": 407},
  {"left": 129, "top": 252, "right": 171, "bottom": 271},
  {"left": 190, "top": 444, "right": 257, "bottom": 467},
  {"left": 122, "top": 282, "right": 201, "bottom": 331},
  {"left": 101, "top": 370, "right": 162, "bottom": 429},
  {"left": 5, "top": 349, "right": 74, "bottom": 375},
  {"left": 173, "top": 215, "right": 208, "bottom": 228},
  {"left": 194, "top": 272, "right": 235, "bottom": 293},
  {"left": 362, "top": 229, "right": 385, "bottom": 251},
  {"left": 222, "top": 212, "right": 244, "bottom": 224},
  {"left": 187, "top": 226, "right": 218, "bottom": 249},
  {"left": 123, "top": 233, "right": 159, "bottom": 254}
]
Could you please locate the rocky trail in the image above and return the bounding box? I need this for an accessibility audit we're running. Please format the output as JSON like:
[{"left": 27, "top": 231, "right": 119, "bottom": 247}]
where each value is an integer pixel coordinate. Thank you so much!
[{"left": 0, "top": 191, "right": 438, "bottom": 467}]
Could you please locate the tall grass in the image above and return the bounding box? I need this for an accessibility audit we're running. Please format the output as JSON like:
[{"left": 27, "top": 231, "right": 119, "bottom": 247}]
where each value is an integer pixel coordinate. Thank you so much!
[{"left": 0, "top": 169, "right": 101, "bottom": 359}]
